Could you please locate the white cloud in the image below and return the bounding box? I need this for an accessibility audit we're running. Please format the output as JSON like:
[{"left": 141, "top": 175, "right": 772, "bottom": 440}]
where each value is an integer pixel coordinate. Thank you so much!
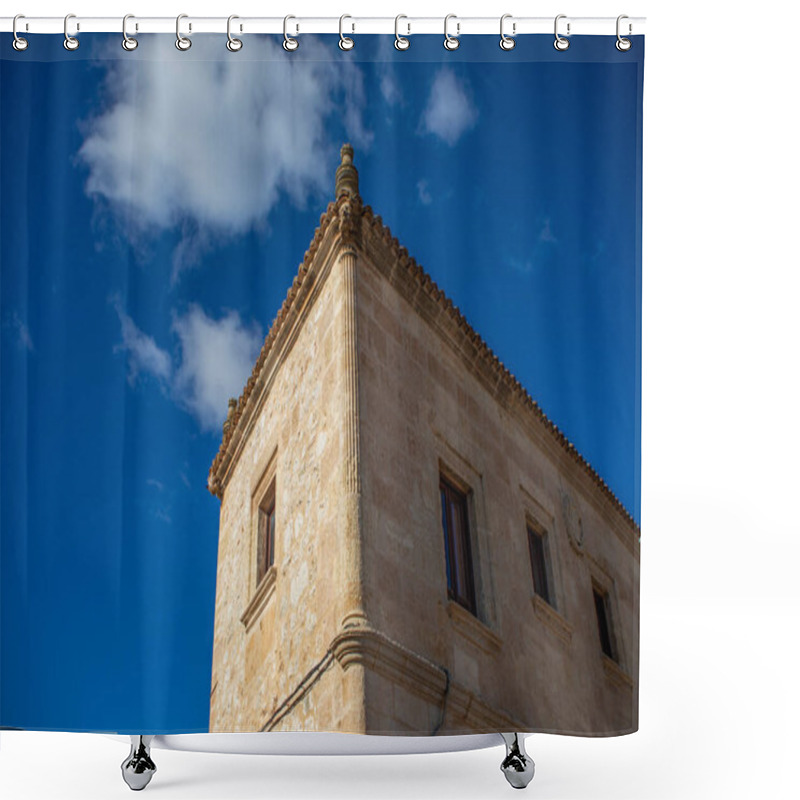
[
  {"left": 420, "top": 68, "right": 478, "bottom": 146},
  {"left": 172, "top": 305, "right": 263, "bottom": 433},
  {"left": 4, "top": 312, "right": 35, "bottom": 352},
  {"left": 112, "top": 296, "right": 172, "bottom": 385},
  {"left": 78, "top": 36, "right": 371, "bottom": 275},
  {"left": 112, "top": 299, "right": 263, "bottom": 433},
  {"left": 417, "top": 179, "right": 433, "bottom": 206},
  {"left": 379, "top": 67, "right": 401, "bottom": 106}
]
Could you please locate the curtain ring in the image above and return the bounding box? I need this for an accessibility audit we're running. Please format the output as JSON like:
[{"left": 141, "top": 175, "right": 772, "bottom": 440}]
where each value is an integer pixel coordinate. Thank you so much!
[
  {"left": 499, "top": 14, "right": 516, "bottom": 51},
  {"left": 227, "top": 15, "right": 243, "bottom": 51},
  {"left": 553, "top": 14, "right": 570, "bottom": 51},
  {"left": 394, "top": 15, "right": 410, "bottom": 51},
  {"left": 283, "top": 15, "right": 299, "bottom": 51},
  {"left": 444, "top": 14, "right": 460, "bottom": 51},
  {"left": 63, "top": 13, "right": 79, "bottom": 51},
  {"left": 339, "top": 15, "right": 354, "bottom": 50},
  {"left": 122, "top": 14, "right": 138, "bottom": 51},
  {"left": 615, "top": 14, "right": 632, "bottom": 51},
  {"left": 175, "top": 14, "right": 192, "bottom": 51},
  {"left": 12, "top": 14, "right": 29, "bottom": 51}
]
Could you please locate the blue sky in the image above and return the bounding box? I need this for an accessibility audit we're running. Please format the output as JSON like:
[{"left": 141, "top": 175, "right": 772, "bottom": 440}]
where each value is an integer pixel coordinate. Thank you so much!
[{"left": 1, "top": 34, "right": 642, "bottom": 732}]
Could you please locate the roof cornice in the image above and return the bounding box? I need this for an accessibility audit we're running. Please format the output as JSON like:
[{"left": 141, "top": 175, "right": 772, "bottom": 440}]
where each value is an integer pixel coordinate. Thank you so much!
[{"left": 207, "top": 196, "right": 344, "bottom": 497}]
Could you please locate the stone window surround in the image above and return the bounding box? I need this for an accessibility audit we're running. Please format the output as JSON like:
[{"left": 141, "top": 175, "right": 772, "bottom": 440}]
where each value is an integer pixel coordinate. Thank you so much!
[
  {"left": 519, "top": 484, "right": 573, "bottom": 646},
  {"left": 240, "top": 447, "right": 278, "bottom": 631},
  {"left": 433, "top": 428, "right": 500, "bottom": 638},
  {"left": 525, "top": 516, "right": 556, "bottom": 608},
  {"left": 586, "top": 555, "right": 630, "bottom": 686}
]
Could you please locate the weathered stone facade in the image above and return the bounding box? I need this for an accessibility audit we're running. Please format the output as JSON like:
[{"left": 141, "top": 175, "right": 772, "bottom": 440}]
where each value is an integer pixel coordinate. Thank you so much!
[{"left": 208, "top": 146, "right": 639, "bottom": 736}]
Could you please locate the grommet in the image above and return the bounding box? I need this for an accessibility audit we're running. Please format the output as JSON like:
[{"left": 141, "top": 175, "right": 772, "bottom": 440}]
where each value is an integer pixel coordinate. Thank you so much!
[
  {"left": 500, "top": 14, "right": 516, "bottom": 51},
  {"left": 339, "top": 14, "right": 354, "bottom": 50},
  {"left": 227, "top": 15, "right": 243, "bottom": 51},
  {"left": 12, "top": 14, "right": 29, "bottom": 51},
  {"left": 394, "top": 14, "right": 410, "bottom": 51},
  {"left": 444, "top": 14, "right": 460, "bottom": 51},
  {"left": 616, "top": 14, "right": 632, "bottom": 51},
  {"left": 283, "top": 15, "right": 299, "bottom": 51},
  {"left": 64, "top": 13, "right": 79, "bottom": 51},
  {"left": 122, "top": 14, "right": 138, "bottom": 51},
  {"left": 554, "top": 14, "right": 570, "bottom": 51},
  {"left": 176, "top": 13, "right": 192, "bottom": 51}
]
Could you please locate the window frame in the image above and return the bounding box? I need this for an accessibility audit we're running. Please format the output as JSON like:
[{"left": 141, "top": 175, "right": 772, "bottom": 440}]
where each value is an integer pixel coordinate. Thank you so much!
[
  {"left": 249, "top": 449, "right": 278, "bottom": 595},
  {"left": 527, "top": 521, "right": 554, "bottom": 607},
  {"left": 592, "top": 583, "right": 617, "bottom": 662},
  {"left": 241, "top": 451, "right": 279, "bottom": 631},
  {"left": 439, "top": 473, "right": 478, "bottom": 616},
  {"left": 256, "top": 493, "right": 276, "bottom": 585}
]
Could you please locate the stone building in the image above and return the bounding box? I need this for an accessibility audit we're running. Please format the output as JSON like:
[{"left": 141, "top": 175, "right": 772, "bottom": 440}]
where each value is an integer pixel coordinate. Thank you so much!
[{"left": 207, "top": 145, "right": 639, "bottom": 736}]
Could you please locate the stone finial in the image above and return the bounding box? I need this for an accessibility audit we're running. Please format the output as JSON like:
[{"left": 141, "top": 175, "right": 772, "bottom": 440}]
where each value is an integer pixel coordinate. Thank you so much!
[{"left": 335, "top": 143, "right": 359, "bottom": 200}]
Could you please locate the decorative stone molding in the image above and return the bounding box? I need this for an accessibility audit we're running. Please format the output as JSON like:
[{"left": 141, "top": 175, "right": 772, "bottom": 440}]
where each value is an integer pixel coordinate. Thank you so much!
[
  {"left": 335, "top": 143, "right": 360, "bottom": 200},
  {"left": 447, "top": 601, "right": 503, "bottom": 655},
  {"left": 602, "top": 654, "right": 635, "bottom": 690},
  {"left": 332, "top": 624, "right": 446, "bottom": 706},
  {"left": 240, "top": 565, "right": 276, "bottom": 631},
  {"left": 340, "top": 610, "right": 369, "bottom": 630},
  {"left": 531, "top": 594, "right": 574, "bottom": 648},
  {"left": 329, "top": 624, "right": 523, "bottom": 732}
]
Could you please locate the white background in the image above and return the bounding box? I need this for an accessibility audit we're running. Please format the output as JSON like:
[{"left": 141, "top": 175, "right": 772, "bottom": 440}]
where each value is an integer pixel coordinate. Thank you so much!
[{"left": 2, "top": 1, "right": 799, "bottom": 798}]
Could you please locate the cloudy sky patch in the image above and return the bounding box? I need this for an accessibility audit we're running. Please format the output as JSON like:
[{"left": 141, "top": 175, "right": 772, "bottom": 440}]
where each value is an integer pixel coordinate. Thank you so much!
[
  {"left": 420, "top": 68, "right": 478, "bottom": 146},
  {"left": 172, "top": 305, "right": 263, "bottom": 433},
  {"left": 112, "top": 296, "right": 172, "bottom": 386},
  {"left": 79, "top": 36, "right": 371, "bottom": 274},
  {"left": 112, "top": 298, "right": 262, "bottom": 433}
]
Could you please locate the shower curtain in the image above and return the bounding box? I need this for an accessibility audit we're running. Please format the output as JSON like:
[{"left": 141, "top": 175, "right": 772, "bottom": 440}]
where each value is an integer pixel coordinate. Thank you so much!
[{"left": 0, "top": 30, "right": 643, "bottom": 737}]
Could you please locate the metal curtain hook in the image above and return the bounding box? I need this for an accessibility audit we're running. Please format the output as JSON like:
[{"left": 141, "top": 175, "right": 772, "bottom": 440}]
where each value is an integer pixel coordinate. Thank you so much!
[
  {"left": 444, "top": 14, "right": 460, "bottom": 51},
  {"left": 339, "top": 14, "right": 354, "bottom": 50},
  {"left": 63, "top": 13, "right": 79, "bottom": 51},
  {"left": 12, "top": 14, "right": 29, "bottom": 51},
  {"left": 283, "top": 15, "right": 299, "bottom": 51},
  {"left": 227, "top": 15, "right": 243, "bottom": 51},
  {"left": 554, "top": 14, "right": 570, "bottom": 51},
  {"left": 175, "top": 14, "right": 191, "bottom": 50},
  {"left": 394, "top": 15, "right": 410, "bottom": 50},
  {"left": 122, "top": 14, "right": 138, "bottom": 51},
  {"left": 616, "top": 14, "right": 632, "bottom": 51},
  {"left": 500, "top": 14, "right": 516, "bottom": 51}
]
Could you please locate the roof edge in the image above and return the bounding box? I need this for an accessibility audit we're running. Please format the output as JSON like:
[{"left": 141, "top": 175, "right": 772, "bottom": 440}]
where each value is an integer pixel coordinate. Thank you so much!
[{"left": 208, "top": 189, "right": 639, "bottom": 535}]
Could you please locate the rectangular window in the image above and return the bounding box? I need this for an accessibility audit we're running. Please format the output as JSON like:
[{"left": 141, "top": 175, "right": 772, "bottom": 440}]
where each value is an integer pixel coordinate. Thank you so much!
[
  {"left": 593, "top": 587, "right": 616, "bottom": 661},
  {"left": 440, "top": 475, "right": 477, "bottom": 615},
  {"left": 527, "top": 525, "right": 552, "bottom": 606},
  {"left": 256, "top": 498, "right": 276, "bottom": 584}
]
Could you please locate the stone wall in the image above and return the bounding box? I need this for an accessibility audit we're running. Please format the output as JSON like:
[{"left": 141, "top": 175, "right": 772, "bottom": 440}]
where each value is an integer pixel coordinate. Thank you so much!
[
  {"left": 209, "top": 242, "right": 366, "bottom": 733},
  {"left": 210, "top": 205, "right": 639, "bottom": 736},
  {"left": 356, "top": 224, "right": 639, "bottom": 736}
]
